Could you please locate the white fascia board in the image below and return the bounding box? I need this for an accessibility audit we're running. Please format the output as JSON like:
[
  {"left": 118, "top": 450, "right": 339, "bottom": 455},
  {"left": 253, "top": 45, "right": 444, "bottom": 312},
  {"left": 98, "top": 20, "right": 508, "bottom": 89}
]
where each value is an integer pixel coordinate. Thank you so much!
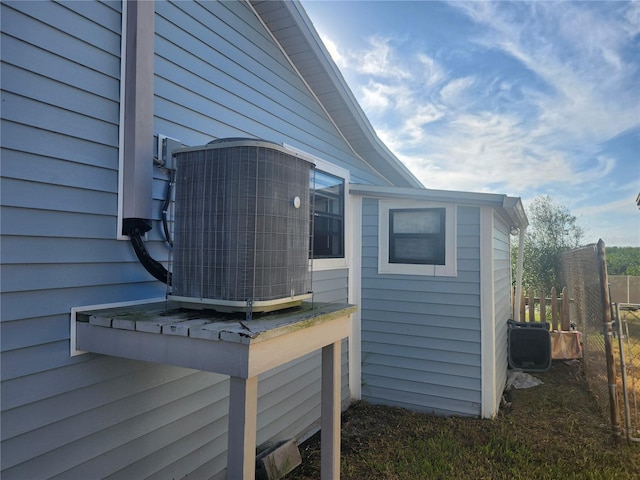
[
  {"left": 501, "top": 196, "right": 529, "bottom": 228},
  {"left": 350, "top": 184, "right": 504, "bottom": 205},
  {"left": 351, "top": 185, "right": 528, "bottom": 229}
]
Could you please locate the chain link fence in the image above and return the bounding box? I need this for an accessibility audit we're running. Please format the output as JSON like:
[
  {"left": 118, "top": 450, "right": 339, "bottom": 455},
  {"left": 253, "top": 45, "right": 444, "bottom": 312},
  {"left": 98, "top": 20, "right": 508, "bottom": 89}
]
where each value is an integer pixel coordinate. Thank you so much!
[
  {"left": 562, "top": 242, "right": 640, "bottom": 443},
  {"left": 561, "top": 244, "right": 610, "bottom": 418}
]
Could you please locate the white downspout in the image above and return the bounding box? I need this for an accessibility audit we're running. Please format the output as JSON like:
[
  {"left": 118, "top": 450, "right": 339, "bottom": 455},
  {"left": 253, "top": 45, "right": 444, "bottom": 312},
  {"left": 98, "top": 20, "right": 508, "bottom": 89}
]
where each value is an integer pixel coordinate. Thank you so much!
[{"left": 514, "top": 226, "right": 526, "bottom": 321}]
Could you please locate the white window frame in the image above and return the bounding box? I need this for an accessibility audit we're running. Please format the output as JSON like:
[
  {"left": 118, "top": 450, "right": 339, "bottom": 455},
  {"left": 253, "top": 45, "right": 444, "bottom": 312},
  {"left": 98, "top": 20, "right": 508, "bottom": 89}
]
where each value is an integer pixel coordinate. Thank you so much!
[{"left": 378, "top": 200, "right": 457, "bottom": 276}]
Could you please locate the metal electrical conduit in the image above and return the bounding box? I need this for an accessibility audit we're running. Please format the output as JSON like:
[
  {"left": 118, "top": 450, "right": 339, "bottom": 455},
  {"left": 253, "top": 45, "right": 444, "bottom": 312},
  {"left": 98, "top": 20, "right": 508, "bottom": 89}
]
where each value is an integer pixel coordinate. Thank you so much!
[{"left": 122, "top": 153, "right": 176, "bottom": 286}]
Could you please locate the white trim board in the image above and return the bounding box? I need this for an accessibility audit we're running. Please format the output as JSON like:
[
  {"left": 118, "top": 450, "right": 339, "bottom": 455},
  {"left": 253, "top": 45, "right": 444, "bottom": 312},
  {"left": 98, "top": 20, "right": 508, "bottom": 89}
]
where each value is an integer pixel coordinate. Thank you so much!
[
  {"left": 348, "top": 195, "right": 362, "bottom": 400},
  {"left": 480, "top": 207, "right": 497, "bottom": 419}
]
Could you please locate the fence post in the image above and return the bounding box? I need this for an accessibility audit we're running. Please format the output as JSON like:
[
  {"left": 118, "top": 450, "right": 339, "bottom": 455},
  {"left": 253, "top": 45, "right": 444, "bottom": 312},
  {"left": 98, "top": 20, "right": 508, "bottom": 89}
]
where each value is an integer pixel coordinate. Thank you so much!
[
  {"left": 520, "top": 289, "right": 525, "bottom": 324},
  {"left": 597, "top": 239, "right": 621, "bottom": 443},
  {"left": 551, "top": 287, "right": 558, "bottom": 331},
  {"left": 561, "top": 287, "right": 570, "bottom": 331},
  {"left": 540, "top": 290, "right": 547, "bottom": 324}
]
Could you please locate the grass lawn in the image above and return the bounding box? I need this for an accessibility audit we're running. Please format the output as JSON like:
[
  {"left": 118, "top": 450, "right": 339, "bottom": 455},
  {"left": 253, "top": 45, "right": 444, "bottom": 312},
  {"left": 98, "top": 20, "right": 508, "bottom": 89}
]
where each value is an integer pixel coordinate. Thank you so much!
[{"left": 289, "top": 361, "right": 640, "bottom": 479}]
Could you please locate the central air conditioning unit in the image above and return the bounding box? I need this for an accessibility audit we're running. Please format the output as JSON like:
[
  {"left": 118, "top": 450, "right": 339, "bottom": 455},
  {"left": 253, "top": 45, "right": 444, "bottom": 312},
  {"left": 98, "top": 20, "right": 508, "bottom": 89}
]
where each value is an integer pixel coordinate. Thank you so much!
[{"left": 168, "top": 138, "right": 314, "bottom": 313}]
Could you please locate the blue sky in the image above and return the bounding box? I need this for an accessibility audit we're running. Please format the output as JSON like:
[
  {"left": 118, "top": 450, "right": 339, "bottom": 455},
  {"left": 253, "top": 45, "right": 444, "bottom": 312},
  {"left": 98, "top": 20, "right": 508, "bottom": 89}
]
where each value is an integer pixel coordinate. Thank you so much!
[{"left": 302, "top": 0, "right": 640, "bottom": 247}]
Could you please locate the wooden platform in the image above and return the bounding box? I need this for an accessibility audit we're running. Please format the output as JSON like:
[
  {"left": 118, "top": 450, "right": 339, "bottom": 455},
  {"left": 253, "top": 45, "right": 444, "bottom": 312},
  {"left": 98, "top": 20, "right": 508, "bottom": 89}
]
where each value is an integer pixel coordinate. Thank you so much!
[{"left": 75, "top": 300, "right": 356, "bottom": 479}]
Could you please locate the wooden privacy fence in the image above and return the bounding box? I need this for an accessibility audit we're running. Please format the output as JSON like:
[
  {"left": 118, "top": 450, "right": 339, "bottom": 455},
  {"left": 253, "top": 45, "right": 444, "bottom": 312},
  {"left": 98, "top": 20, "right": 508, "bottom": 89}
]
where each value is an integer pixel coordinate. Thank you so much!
[{"left": 512, "top": 287, "right": 571, "bottom": 331}]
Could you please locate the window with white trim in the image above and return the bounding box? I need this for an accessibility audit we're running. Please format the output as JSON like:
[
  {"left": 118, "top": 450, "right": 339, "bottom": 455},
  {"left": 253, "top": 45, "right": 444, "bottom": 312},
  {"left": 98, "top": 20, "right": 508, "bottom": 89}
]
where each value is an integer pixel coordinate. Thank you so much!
[
  {"left": 282, "top": 143, "right": 350, "bottom": 271},
  {"left": 312, "top": 169, "right": 344, "bottom": 259},
  {"left": 389, "top": 208, "right": 445, "bottom": 264},
  {"left": 379, "top": 200, "right": 456, "bottom": 276}
]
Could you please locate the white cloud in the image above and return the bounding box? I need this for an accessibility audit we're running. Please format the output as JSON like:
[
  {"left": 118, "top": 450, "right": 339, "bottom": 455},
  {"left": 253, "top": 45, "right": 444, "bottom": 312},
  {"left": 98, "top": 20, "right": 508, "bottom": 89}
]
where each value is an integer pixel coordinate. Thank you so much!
[
  {"left": 398, "top": 104, "right": 446, "bottom": 145},
  {"left": 383, "top": 2, "right": 637, "bottom": 196},
  {"left": 416, "top": 53, "right": 447, "bottom": 87},
  {"left": 450, "top": 1, "right": 639, "bottom": 143},
  {"left": 386, "top": 105, "right": 619, "bottom": 196},
  {"left": 360, "top": 36, "right": 408, "bottom": 78},
  {"left": 409, "top": 103, "right": 446, "bottom": 128},
  {"left": 360, "top": 81, "right": 393, "bottom": 112},
  {"left": 329, "top": 35, "right": 412, "bottom": 80},
  {"left": 624, "top": 1, "right": 640, "bottom": 35},
  {"left": 574, "top": 194, "right": 640, "bottom": 247},
  {"left": 439, "top": 76, "right": 476, "bottom": 107},
  {"left": 319, "top": 34, "right": 347, "bottom": 69},
  {"left": 313, "top": 2, "right": 638, "bottom": 245},
  {"left": 575, "top": 195, "right": 637, "bottom": 217}
]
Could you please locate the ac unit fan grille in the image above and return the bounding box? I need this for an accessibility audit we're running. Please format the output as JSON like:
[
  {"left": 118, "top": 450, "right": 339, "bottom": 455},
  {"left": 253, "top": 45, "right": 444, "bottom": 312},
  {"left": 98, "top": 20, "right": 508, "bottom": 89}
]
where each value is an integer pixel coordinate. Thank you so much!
[{"left": 171, "top": 142, "right": 312, "bottom": 310}]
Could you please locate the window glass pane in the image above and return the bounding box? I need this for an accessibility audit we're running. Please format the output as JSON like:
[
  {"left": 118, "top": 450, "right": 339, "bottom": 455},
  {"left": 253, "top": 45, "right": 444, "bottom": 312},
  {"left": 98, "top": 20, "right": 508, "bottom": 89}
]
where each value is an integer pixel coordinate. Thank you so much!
[
  {"left": 313, "top": 171, "right": 343, "bottom": 215},
  {"left": 311, "top": 169, "right": 344, "bottom": 258},
  {"left": 392, "top": 209, "right": 442, "bottom": 234},
  {"left": 393, "top": 238, "right": 441, "bottom": 263},
  {"left": 389, "top": 208, "right": 445, "bottom": 265}
]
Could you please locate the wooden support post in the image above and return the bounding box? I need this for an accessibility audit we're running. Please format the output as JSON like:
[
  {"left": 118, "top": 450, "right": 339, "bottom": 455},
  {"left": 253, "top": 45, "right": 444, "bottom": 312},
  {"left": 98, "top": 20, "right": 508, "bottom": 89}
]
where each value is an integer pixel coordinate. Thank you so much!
[
  {"left": 227, "top": 376, "right": 259, "bottom": 480},
  {"left": 511, "top": 286, "right": 515, "bottom": 320},
  {"left": 597, "top": 239, "right": 621, "bottom": 443},
  {"left": 551, "top": 287, "right": 558, "bottom": 331},
  {"left": 528, "top": 288, "right": 535, "bottom": 322},
  {"left": 520, "top": 289, "right": 526, "bottom": 324},
  {"left": 321, "top": 341, "right": 341, "bottom": 480},
  {"left": 561, "top": 286, "right": 570, "bottom": 331}
]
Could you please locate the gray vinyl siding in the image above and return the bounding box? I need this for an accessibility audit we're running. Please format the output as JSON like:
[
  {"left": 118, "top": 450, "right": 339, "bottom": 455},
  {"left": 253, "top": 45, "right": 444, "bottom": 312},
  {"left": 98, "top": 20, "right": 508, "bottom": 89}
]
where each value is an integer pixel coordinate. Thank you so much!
[
  {"left": 360, "top": 199, "right": 482, "bottom": 416},
  {"left": 492, "top": 214, "right": 511, "bottom": 404},
  {"left": 154, "top": 1, "right": 384, "bottom": 186},
  {"left": 1, "top": 1, "right": 357, "bottom": 478},
  {"left": 312, "top": 268, "right": 351, "bottom": 413}
]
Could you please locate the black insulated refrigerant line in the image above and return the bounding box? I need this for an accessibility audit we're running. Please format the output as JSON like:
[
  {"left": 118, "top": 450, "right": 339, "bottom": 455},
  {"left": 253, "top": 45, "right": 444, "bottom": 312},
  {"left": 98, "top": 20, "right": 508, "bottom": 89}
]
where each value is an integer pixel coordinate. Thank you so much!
[{"left": 122, "top": 218, "right": 171, "bottom": 285}]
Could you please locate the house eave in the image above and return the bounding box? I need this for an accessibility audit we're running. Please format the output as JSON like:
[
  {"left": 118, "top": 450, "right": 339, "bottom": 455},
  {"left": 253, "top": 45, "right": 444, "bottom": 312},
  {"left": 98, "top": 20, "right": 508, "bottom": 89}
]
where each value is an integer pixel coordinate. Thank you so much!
[
  {"left": 250, "top": 0, "right": 423, "bottom": 189},
  {"left": 501, "top": 195, "right": 529, "bottom": 229},
  {"left": 350, "top": 184, "right": 528, "bottom": 228}
]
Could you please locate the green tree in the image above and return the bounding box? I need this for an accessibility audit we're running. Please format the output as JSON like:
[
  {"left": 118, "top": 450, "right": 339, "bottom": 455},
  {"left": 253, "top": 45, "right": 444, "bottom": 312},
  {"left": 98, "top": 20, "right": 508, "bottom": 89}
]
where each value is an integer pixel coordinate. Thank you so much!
[
  {"left": 512, "top": 195, "right": 584, "bottom": 292},
  {"left": 606, "top": 247, "right": 640, "bottom": 276}
]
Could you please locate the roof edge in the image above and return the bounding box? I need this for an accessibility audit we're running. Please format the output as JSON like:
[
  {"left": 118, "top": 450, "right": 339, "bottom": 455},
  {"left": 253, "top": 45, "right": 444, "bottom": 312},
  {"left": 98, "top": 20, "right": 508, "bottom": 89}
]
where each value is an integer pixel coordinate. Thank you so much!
[
  {"left": 252, "top": 0, "right": 423, "bottom": 189},
  {"left": 288, "top": 2, "right": 423, "bottom": 188},
  {"left": 350, "top": 184, "right": 528, "bottom": 228}
]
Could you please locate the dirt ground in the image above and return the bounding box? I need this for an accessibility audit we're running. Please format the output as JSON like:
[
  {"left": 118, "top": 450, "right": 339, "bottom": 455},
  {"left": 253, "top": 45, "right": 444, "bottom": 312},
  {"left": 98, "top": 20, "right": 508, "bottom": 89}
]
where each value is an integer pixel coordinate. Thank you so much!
[{"left": 288, "top": 360, "right": 640, "bottom": 479}]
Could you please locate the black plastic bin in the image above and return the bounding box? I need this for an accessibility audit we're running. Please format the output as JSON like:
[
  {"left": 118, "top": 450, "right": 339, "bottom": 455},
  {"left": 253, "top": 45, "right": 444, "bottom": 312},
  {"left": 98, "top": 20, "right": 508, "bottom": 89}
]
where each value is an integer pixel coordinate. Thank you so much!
[{"left": 507, "top": 320, "right": 551, "bottom": 372}]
